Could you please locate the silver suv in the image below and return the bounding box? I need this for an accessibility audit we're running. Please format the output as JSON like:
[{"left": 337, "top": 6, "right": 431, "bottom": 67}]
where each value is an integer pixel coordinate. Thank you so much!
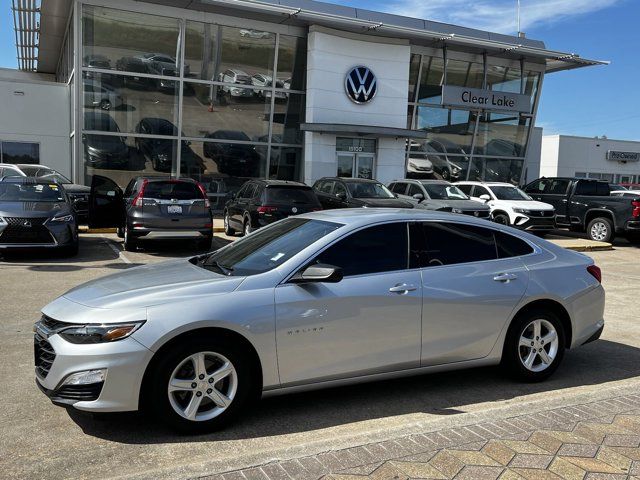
[
  {"left": 87, "top": 175, "right": 213, "bottom": 250},
  {"left": 35, "top": 209, "right": 604, "bottom": 433}
]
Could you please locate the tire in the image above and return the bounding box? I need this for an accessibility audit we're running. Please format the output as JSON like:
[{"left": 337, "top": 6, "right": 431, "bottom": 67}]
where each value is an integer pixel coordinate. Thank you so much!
[
  {"left": 100, "top": 99, "right": 111, "bottom": 110},
  {"left": 243, "top": 217, "right": 253, "bottom": 237},
  {"left": 123, "top": 224, "right": 138, "bottom": 251},
  {"left": 223, "top": 211, "right": 235, "bottom": 236},
  {"left": 149, "top": 337, "right": 254, "bottom": 433},
  {"left": 492, "top": 212, "right": 510, "bottom": 226},
  {"left": 502, "top": 308, "right": 566, "bottom": 382},
  {"left": 587, "top": 217, "right": 615, "bottom": 243}
]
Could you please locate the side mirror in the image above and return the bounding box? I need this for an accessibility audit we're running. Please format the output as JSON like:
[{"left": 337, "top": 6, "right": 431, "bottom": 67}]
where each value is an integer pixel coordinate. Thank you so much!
[
  {"left": 290, "top": 264, "right": 343, "bottom": 284},
  {"left": 336, "top": 192, "right": 347, "bottom": 201},
  {"left": 412, "top": 193, "right": 424, "bottom": 201},
  {"left": 479, "top": 194, "right": 491, "bottom": 202}
]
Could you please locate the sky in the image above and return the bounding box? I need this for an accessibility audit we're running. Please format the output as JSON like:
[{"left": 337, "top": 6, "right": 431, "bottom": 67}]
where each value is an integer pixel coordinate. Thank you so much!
[{"left": 0, "top": 0, "right": 638, "bottom": 140}]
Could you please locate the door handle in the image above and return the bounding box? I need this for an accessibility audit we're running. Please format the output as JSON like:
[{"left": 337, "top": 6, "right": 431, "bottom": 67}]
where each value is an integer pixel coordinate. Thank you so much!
[
  {"left": 493, "top": 273, "right": 517, "bottom": 282},
  {"left": 389, "top": 283, "right": 417, "bottom": 294}
]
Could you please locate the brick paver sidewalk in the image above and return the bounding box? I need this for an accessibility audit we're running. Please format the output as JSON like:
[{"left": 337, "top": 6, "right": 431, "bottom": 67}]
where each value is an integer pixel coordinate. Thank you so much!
[{"left": 204, "top": 395, "right": 640, "bottom": 480}]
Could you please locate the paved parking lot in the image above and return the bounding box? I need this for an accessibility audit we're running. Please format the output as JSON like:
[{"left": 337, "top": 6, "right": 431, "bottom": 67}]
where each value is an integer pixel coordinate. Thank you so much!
[{"left": 1, "top": 231, "right": 640, "bottom": 479}]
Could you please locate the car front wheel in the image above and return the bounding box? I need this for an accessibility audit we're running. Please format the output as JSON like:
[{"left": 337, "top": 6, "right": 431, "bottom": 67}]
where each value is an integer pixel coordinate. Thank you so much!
[
  {"left": 151, "top": 338, "right": 253, "bottom": 433},
  {"left": 492, "top": 213, "right": 510, "bottom": 225},
  {"left": 502, "top": 309, "right": 565, "bottom": 382},
  {"left": 223, "top": 211, "right": 235, "bottom": 236}
]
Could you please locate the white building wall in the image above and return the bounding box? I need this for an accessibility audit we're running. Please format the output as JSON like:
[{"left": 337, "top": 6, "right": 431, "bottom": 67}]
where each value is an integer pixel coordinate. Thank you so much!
[
  {"left": 540, "top": 134, "right": 640, "bottom": 182},
  {"left": 304, "top": 26, "right": 410, "bottom": 185},
  {"left": 0, "top": 69, "right": 71, "bottom": 176}
]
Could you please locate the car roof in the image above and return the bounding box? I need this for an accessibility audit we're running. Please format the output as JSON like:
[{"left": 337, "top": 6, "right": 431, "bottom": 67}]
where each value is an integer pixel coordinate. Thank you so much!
[
  {"left": 0, "top": 163, "right": 23, "bottom": 170},
  {"left": 252, "top": 179, "right": 309, "bottom": 187},
  {"left": 318, "top": 177, "right": 379, "bottom": 184}
]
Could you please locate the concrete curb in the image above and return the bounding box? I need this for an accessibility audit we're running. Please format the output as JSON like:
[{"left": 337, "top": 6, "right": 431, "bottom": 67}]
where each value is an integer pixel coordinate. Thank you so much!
[{"left": 548, "top": 239, "right": 613, "bottom": 252}]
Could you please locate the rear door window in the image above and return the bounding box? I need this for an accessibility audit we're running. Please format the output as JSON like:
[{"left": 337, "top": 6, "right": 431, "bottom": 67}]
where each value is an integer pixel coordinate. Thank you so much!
[
  {"left": 495, "top": 231, "right": 534, "bottom": 258},
  {"left": 266, "top": 187, "right": 318, "bottom": 204},
  {"left": 313, "top": 223, "right": 408, "bottom": 277},
  {"left": 143, "top": 181, "right": 201, "bottom": 200},
  {"left": 410, "top": 222, "right": 498, "bottom": 267},
  {"left": 407, "top": 184, "right": 423, "bottom": 198},
  {"left": 457, "top": 184, "right": 473, "bottom": 196}
]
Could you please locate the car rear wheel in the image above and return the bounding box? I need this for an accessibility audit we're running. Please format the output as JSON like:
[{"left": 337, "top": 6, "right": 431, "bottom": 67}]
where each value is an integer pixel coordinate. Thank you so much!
[
  {"left": 502, "top": 309, "right": 565, "bottom": 382},
  {"left": 223, "top": 211, "right": 235, "bottom": 236},
  {"left": 587, "top": 217, "right": 614, "bottom": 243},
  {"left": 123, "top": 224, "right": 138, "bottom": 251},
  {"left": 492, "top": 213, "right": 510, "bottom": 225},
  {"left": 150, "top": 338, "right": 253, "bottom": 433},
  {"left": 243, "top": 217, "right": 253, "bottom": 236}
]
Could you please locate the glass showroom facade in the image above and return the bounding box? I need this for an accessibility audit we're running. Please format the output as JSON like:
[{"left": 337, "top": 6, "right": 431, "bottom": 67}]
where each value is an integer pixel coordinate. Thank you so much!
[
  {"left": 406, "top": 48, "right": 542, "bottom": 184},
  {"left": 57, "top": 2, "right": 546, "bottom": 207}
]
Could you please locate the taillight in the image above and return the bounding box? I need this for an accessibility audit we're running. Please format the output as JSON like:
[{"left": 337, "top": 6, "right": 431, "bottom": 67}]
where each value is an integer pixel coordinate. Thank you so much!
[
  {"left": 132, "top": 179, "right": 148, "bottom": 207},
  {"left": 632, "top": 200, "right": 640, "bottom": 218},
  {"left": 257, "top": 206, "right": 278, "bottom": 214},
  {"left": 196, "top": 182, "right": 211, "bottom": 208},
  {"left": 587, "top": 264, "right": 602, "bottom": 283}
]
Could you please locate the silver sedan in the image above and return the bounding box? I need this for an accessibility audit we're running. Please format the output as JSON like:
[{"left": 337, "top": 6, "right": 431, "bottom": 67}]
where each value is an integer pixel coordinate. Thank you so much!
[{"left": 34, "top": 209, "right": 605, "bottom": 433}]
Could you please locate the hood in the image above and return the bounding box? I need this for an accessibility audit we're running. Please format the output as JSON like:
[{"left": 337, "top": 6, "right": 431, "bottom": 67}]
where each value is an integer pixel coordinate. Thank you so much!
[
  {"left": 0, "top": 201, "right": 71, "bottom": 218},
  {"left": 63, "top": 183, "right": 91, "bottom": 194},
  {"left": 497, "top": 200, "right": 554, "bottom": 210},
  {"left": 352, "top": 197, "right": 414, "bottom": 208},
  {"left": 62, "top": 259, "right": 245, "bottom": 309},
  {"left": 419, "top": 199, "right": 491, "bottom": 211}
]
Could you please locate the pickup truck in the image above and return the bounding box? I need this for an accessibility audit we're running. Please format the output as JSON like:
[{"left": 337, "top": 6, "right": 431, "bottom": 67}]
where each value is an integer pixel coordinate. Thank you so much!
[{"left": 523, "top": 177, "right": 640, "bottom": 243}]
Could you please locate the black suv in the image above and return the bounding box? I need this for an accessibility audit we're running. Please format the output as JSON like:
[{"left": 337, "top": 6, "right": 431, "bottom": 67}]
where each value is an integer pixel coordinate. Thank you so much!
[
  {"left": 312, "top": 177, "right": 414, "bottom": 210},
  {"left": 224, "top": 180, "right": 322, "bottom": 236}
]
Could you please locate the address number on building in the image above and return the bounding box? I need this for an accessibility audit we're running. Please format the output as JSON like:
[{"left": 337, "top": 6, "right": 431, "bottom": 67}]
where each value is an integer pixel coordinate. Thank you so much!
[{"left": 348, "top": 146, "right": 364, "bottom": 152}]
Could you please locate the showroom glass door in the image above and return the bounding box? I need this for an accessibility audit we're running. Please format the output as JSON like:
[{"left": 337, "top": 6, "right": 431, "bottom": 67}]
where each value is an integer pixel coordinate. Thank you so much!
[{"left": 336, "top": 137, "right": 377, "bottom": 179}]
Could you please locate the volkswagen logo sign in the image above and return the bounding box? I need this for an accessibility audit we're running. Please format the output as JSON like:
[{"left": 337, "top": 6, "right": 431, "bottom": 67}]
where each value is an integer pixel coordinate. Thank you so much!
[
  {"left": 22, "top": 220, "right": 32, "bottom": 228},
  {"left": 345, "top": 66, "right": 377, "bottom": 104}
]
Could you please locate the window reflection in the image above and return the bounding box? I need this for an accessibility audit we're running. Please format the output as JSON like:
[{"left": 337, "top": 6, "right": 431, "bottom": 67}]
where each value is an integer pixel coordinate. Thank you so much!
[
  {"left": 272, "top": 94, "right": 305, "bottom": 144},
  {"left": 278, "top": 35, "right": 306, "bottom": 91},
  {"left": 417, "top": 56, "right": 444, "bottom": 104},
  {"left": 414, "top": 105, "right": 476, "bottom": 154},
  {"left": 82, "top": 6, "right": 181, "bottom": 74},
  {"left": 487, "top": 64, "right": 521, "bottom": 93},
  {"left": 474, "top": 114, "right": 530, "bottom": 156},
  {"left": 268, "top": 147, "right": 302, "bottom": 181},
  {"left": 82, "top": 74, "right": 179, "bottom": 134},
  {"left": 446, "top": 59, "right": 483, "bottom": 89},
  {"left": 408, "top": 54, "right": 421, "bottom": 102},
  {"left": 182, "top": 82, "right": 270, "bottom": 140}
]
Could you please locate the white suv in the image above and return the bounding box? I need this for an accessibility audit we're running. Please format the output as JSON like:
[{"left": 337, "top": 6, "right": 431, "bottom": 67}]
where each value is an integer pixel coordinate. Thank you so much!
[{"left": 456, "top": 181, "right": 556, "bottom": 233}]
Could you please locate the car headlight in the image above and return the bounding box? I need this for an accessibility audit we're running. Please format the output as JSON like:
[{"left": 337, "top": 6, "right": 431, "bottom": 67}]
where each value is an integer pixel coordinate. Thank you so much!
[
  {"left": 513, "top": 208, "right": 529, "bottom": 214},
  {"left": 51, "top": 214, "right": 74, "bottom": 222},
  {"left": 58, "top": 321, "right": 145, "bottom": 344}
]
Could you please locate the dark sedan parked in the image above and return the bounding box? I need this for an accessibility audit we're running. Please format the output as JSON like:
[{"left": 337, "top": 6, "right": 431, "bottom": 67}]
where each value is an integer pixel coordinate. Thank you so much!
[
  {"left": 224, "top": 179, "right": 322, "bottom": 236},
  {"left": 0, "top": 178, "right": 78, "bottom": 255},
  {"left": 388, "top": 179, "right": 491, "bottom": 219},
  {"left": 312, "top": 177, "right": 414, "bottom": 210},
  {"left": 203, "top": 130, "right": 261, "bottom": 177},
  {"left": 83, "top": 112, "right": 129, "bottom": 169},
  {"left": 88, "top": 176, "right": 213, "bottom": 251}
]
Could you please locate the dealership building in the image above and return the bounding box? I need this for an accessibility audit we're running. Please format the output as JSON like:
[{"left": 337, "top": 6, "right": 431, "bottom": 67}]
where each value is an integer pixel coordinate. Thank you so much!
[{"left": 2, "top": 0, "right": 605, "bottom": 207}]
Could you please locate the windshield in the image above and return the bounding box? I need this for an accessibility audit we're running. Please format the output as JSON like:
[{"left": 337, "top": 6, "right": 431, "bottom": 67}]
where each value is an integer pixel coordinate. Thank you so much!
[
  {"left": 491, "top": 186, "right": 532, "bottom": 201},
  {"left": 0, "top": 183, "right": 65, "bottom": 202},
  {"left": 346, "top": 182, "right": 395, "bottom": 199},
  {"left": 422, "top": 183, "right": 469, "bottom": 200},
  {"left": 199, "top": 218, "right": 341, "bottom": 276}
]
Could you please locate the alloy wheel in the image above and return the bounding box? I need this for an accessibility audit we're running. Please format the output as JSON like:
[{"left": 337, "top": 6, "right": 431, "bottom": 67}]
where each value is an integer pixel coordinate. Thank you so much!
[
  {"left": 590, "top": 222, "right": 608, "bottom": 241},
  {"left": 518, "top": 319, "right": 559, "bottom": 372},
  {"left": 167, "top": 351, "right": 238, "bottom": 422}
]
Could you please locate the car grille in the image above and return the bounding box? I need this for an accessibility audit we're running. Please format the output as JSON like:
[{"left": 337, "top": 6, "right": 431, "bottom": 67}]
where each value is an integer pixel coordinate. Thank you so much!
[
  {"left": 55, "top": 383, "right": 104, "bottom": 402},
  {"left": 527, "top": 210, "right": 555, "bottom": 217},
  {"left": 34, "top": 333, "right": 56, "bottom": 379},
  {"left": 1, "top": 217, "right": 53, "bottom": 244}
]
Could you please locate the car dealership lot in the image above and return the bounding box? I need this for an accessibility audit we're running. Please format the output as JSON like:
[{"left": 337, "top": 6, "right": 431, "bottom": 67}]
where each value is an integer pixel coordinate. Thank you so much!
[{"left": 1, "top": 233, "right": 640, "bottom": 479}]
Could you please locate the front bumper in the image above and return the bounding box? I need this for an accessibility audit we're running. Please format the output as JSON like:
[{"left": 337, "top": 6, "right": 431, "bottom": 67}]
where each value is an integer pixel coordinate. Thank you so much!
[
  {"left": 513, "top": 215, "right": 556, "bottom": 231},
  {"left": 34, "top": 331, "right": 153, "bottom": 412},
  {"left": 0, "top": 220, "right": 77, "bottom": 249}
]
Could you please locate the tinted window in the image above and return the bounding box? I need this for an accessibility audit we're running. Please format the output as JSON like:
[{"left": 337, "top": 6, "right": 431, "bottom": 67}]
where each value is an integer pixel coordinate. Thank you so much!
[
  {"left": 457, "top": 184, "right": 473, "bottom": 196},
  {"left": 574, "top": 181, "right": 609, "bottom": 196},
  {"left": 474, "top": 186, "right": 491, "bottom": 198},
  {"left": 0, "top": 182, "right": 65, "bottom": 202},
  {"left": 317, "top": 181, "right": 333, "bottom": 194},
  {"left": 491, "top": 186, "right": 531, "bottom": 201},
  {"left": 237, "top": 183, "right": 252, "bottom": 199},
  {"left": 422, "top": 183, "right": 468, "bottom": 200},
  {"left": 495, "top": 231, "right": 534, "bottom": 258},
  {"left": 346, "top": 182, "right": 394, "bottom": 199},
  {"left": 524, "top": 179, "right": 549, "bottom": 194},
  {"left": 143, "top": 181, "right": 201, "bottom": 200},
  {"left": 390, "top": 183, "right": 407, "bottom": 194},
  {"left": 314, "top": 223, "right": 408, "bottom": 276},
  {"left": 201, "top": 218, "right": 341, "bottom": 276},
  {"left": 266, "top": 187, "right": 317, "bottom": 204},
  {"left": 407, "top": 184, "right": 423, "bottom": 197},
  {"left": 410, "top": 222, "right": 497, "bottom": 267},
  {"left": 334, "top": 182, "right": 347, "bottom": 198}
]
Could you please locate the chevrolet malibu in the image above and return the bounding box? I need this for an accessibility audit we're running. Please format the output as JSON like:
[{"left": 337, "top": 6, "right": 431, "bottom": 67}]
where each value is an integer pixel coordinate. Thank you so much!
[{"left": 34, "top": 209, "right": 605, "bottom": 433}]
